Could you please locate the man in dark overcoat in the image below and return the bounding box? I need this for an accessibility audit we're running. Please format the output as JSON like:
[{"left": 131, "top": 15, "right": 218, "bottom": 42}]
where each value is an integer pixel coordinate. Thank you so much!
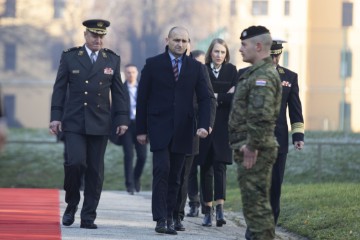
[
  {"left": 49, "top": 19, "right": 129, "bottom": 229},
  {"left": 136, "top": 26, "right": 211, "bottom": 235}
]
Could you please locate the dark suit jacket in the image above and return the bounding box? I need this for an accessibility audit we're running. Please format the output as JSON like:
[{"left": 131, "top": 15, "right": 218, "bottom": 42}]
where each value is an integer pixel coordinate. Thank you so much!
[
  {"left": 51, "top": 45, "right": 129, "bottom": 135},
  {"left": 198, "top": 62, "right": 238, "bottom": 165},
  {"left": 275, "top": 66, "right": 304, "bottom": 153},
  {"left": 237, "top": 66, "right": 304, "bottom": 153},
  {"left": 136, "top": 49, "right": 211, "bottom": 154}
]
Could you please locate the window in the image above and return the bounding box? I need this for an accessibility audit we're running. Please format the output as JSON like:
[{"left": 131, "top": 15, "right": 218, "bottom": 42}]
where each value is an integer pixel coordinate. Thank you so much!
[
  {"left": 1, "top": 0, "right": 16, "bottom": 17},
  {"left": 252, "top": 0, "right": 268, "bottom": 16},
  {"left": 54, "top": 0, "right": 65, "bottom": 19},
  {"left": 282, "top": 50, "right": 289, "bottom": 68},
  {"left": 4, "top": 43, "right": 16, "bottom": 71},
  {"left": 340, "top": 50, "right": 352, "bottom": 78},
  {"left": 284, "top": 0, "right": 290, "bottom": 16}
]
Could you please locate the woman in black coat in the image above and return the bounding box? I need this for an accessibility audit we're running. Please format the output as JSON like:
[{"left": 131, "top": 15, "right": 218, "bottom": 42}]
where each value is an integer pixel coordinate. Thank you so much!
[{"left": 199, "top": 38, "right": 238, "bottom": 227}]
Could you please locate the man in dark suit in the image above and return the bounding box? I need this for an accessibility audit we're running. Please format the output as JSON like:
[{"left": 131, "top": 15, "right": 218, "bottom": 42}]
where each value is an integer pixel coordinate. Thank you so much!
[
  {"left": 121, "top": 64, "right": 147, "bottom": 195},
  {"left": 49, "top": 19, "right": 129, "bottom": 229},
  {"left": 270, "top": 39, "right": 304, "bottom": 225},
  {"left": 136, "top": 26, "right": 211, "bottom": 235}
]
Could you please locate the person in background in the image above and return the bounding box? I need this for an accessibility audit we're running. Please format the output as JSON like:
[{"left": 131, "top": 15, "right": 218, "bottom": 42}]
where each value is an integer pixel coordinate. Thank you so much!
[
  {"left": 229, "top": 25, "right": 282, "bottom": 240},
  {"left": 136, "top": 26, "right": 210, "bottom": 235},
  {"left": 173, "top": 49, "right": 217, "bottom": 231},
  {"left": 186, "top": 50, "right": 207, "bottom": 218},
  {"left": 200, "top": 38, "right": 238, "bottom": 227},
  {"left": 49, "top": 19, "right": 129, "bottom": 229},
  {"left": 269, "top": 39, "right": 305, "bottom": 225},
  {"left": 121, "top": 64, "right": 148, "bottom": 195}
]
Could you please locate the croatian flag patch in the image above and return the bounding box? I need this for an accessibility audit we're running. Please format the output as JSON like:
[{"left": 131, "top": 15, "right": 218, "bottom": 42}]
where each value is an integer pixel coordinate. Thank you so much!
[{"left": 255, "top": 79, "right": 267, "bottom": 86}]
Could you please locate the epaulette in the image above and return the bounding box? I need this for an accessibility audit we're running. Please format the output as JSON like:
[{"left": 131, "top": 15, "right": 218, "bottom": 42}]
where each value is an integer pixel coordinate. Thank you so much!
[
  {"left": 277, "top": 67, "right": 285, "bottom": 74},
  {"left": 103, "top": 48, "right": 119, "bottom": 56},
  {"left": 63, "top": 46, "right": 82, "bottom": 53}
]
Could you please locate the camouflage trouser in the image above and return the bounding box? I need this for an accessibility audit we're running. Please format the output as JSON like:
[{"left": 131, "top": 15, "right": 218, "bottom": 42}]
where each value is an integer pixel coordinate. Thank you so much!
[{"left": 234, "top": 147, "right": 277, "bottom": 240}]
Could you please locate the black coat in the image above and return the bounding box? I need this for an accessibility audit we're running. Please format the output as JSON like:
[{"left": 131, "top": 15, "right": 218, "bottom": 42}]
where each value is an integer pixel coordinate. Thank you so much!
[
  {"left": 51, "top": 45, "right": 129, "bottom": 135},
  {"left": 274, "top": 66, "right": 304, "bottom": 153},
  {"left": 136, "top": 50, "right": 211, "bottom": 154},
  {"left": 197, "top": 62, "right": 238, "bottom": 165}
]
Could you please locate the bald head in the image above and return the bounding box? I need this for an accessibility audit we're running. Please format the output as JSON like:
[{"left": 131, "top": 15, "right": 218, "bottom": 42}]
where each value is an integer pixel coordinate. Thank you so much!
[{"left": 166, "top": 26, "right": 190, "bottom": 58}]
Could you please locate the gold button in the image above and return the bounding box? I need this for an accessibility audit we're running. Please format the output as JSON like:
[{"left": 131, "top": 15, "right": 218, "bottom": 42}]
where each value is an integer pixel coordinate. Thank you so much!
[
  {"left": 85, "top": 80, "right": 89, "bottom": 84},
  {"left": 97, "top": 93, "right": 101, "bottom": 96},
  {"left": 84, "top": 102, "right": 87, "bottom": 106},
  {"left": 97, "top": 104, "right": 100, "bottom": 108},
  {"left": 84, "top": 91, "right": 88, "bottom": 95},
  {"left": 99, "top": 81, "right": 103, "bottom": 85}
]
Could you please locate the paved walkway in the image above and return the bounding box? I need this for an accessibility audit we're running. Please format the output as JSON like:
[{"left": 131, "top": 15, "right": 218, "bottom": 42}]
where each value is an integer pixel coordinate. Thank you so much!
[{"left": 60, "top": 191, "right": 307, "bottom": 240}]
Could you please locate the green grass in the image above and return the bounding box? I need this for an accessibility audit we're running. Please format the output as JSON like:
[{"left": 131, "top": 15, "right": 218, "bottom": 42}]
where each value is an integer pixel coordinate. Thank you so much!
[{"left": 1, "top": 129, "right": 360, "bottom": 239}]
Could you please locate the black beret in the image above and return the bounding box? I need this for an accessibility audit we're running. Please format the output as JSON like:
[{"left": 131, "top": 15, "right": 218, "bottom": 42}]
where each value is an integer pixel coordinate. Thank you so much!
[
  {"left": 271, "top": 39, "right": 287, "bottom": 55},
  {"left": 240, "top": 25, "right": 270, "bottom": 40},
  {"left": 83, "top": 19, "right": 110, "bottom": 35}
]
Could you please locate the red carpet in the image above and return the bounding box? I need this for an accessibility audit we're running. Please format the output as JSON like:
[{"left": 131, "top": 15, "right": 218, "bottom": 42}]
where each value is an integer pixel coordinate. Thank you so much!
[{"left": 0, "top": 188, "right": 61, "bottom": 240}]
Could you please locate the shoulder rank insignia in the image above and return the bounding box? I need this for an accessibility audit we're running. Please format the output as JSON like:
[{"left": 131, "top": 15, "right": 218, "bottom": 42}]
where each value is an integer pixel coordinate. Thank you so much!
[
  {"left": 103, "top": 48, "right": 119, "bottom": 56},
  {"left": 277, "top": 67, "right": 285, "bottom": 74},
  {"left": 102, "top": 51, "right": 107, "bottom": 58},
  {"left": 63, "top": 46, "right": 81, "bottom": 53}
]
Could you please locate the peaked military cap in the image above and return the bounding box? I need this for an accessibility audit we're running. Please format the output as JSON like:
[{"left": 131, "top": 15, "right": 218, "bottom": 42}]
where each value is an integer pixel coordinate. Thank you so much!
[
  {"left": 271, "top": 38, "right": 287, "bottom": 55},
  {"left": 83, "top": 19, "right": 110, "bottom": 35},
  {"left": 240, "top": 25, "right": 270, "bottom": 40}
]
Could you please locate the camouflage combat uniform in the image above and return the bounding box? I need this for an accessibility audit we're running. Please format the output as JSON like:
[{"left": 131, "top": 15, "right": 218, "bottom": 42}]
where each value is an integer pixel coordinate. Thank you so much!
[{"left": 228, "top": 56, "right": 282, "bottom": 240}]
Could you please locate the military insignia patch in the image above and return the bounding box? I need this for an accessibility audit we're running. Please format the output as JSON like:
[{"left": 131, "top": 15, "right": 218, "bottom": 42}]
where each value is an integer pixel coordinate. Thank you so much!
[
  {"left": 278, "top": 68, "right": 285, "bottom": 74},
  {"left": 102, "top": 52, "right": 107, "bottom": 58},
  {"left": 255, "top": 79, "right": 267, "bottom": 86},
  {"left": 78, "top": 51, "right": 84, "bottom": 56},
  {"left": 72, "top": 70, "right": 80, "bottom": 74},
  {"left": 282, "top": 81, "right": 292, "bottom": 87}
]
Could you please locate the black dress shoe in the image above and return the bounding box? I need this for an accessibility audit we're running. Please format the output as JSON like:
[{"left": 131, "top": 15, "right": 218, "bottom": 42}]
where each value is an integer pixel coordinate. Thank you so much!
[
  {"left": 127, "top": 188, "right": 134, "bottom": 195},
  {"left": 166, "top": 219, "right": 177, "bottom": 235},
  {"left": 62, "top": 205, "right": 78, "bottom": 226},
  {"left": 245, "top": 227, "right": 252, "bottom": 240},
  {"left": 155, "top": 219, "right": 167, "bottom": 234},
  {"left": 186, "top": 205, "right": 199, "bottom": 217},
  {"left": 80, "top": 220, "right": 98, "bottom": 229},
  {"left": 174, "top": 217, "right": 185, "bottom": 231}
]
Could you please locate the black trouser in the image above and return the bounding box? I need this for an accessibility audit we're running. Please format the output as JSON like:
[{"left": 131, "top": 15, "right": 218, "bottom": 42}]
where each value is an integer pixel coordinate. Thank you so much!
[
  {"left": 63, "top": 132, "right": 108, "bottom": 222},
  {"left": 122, "top": 120, "right": 147, "bottom": 190},
  {"left": 270, "top": 152, "right": 287, "bottom": 224},
  {"left": 187, "top": 155, "right": 206, "bottom": 211},
  {"left": 200, "top": 157, "right": 227, "bottom": 202},
  {"left": 151, "top": 148, "right": 185, "bottom": 221},
  {"left": 173, "top": 154, "right": 195, "bottom": 220}
]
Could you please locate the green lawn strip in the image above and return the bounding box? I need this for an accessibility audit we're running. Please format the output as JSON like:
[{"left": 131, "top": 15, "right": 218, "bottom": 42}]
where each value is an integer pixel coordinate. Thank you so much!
[{"left": 279, "top": 183, "right": 359, "bottom": 240}]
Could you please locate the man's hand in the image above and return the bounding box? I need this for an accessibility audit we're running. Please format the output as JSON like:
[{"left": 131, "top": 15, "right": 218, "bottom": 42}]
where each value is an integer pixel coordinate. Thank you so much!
[
  {"left": 116, "top": 125, "right": 128, "bottom": 136},
  {"left": 240, "top": 144, "right": 258, "bottom": 169},
  {"left": 294, "top": 141, "right": 304, "bottom": 151},
  {"left": 137, "top": 134, "right": 148, "bottom": 145},
  {"left": 196, "top": 128, "right": 208, "bottom": 138},
  {"left": 227, "top": 86, "right": 235, "bottom": 94},
  {"left": 49, "top": 121, "right": 62, "bottom": 135}
]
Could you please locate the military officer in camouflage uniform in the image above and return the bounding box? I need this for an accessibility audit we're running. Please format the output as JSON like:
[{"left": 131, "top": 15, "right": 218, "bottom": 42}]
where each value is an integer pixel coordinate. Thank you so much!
[
  {"left": 228, "top": 26, "right": 282, "bottom": 240},
  {"left": 50, "top": 19, "right": 129, "bottom": 229}
]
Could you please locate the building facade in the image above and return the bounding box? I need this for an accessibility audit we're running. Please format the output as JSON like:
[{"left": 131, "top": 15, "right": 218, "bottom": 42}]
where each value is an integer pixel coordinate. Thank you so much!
[{"left": 0, "top": 0, "right": 359, "bottom": 132}]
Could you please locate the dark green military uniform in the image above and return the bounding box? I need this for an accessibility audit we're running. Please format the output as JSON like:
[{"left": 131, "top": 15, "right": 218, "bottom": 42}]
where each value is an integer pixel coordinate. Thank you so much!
[{"left": 229, "top": 56, "right": 282, "bottom": 239}]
